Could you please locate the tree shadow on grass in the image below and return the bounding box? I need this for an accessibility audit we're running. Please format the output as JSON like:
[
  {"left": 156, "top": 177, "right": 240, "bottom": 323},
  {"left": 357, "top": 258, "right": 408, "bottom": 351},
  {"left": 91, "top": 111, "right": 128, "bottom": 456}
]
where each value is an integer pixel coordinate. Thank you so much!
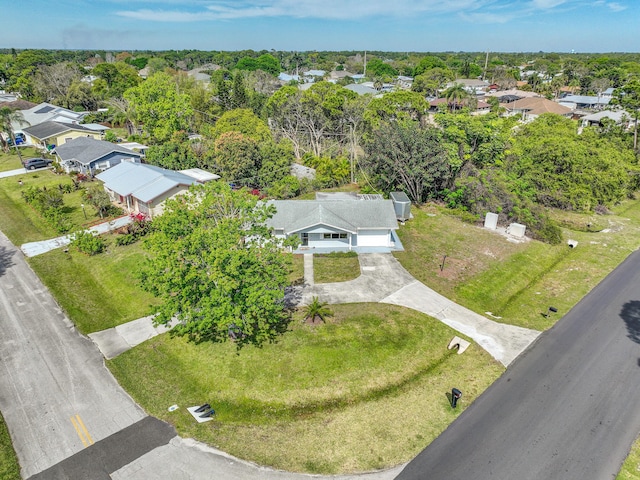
[
  {"left": 0, "top": 245, "right": 16, "bottom": 278},
  {"left": 620, "top": 300, "right": 640, "bottom": 344}
]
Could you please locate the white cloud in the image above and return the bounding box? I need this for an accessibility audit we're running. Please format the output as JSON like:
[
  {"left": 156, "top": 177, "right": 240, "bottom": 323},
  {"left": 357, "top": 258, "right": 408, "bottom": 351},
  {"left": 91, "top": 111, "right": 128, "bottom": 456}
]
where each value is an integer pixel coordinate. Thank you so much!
[
  {"left": 115, "top": 0, "right": 493, "bottom": 22},
  {"left": 606, "top": 2, "right": 626, "bottom": 11},
  {"left": 529, "top": 0, "right": 567, "bottom": 7}
]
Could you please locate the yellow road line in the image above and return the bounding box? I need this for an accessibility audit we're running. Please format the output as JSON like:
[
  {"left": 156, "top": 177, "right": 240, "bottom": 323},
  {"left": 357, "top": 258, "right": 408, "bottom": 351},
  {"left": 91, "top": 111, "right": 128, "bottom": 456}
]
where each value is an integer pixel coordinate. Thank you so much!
[{"left": 70, "top": 414, "right": 94, "bottom": 447}]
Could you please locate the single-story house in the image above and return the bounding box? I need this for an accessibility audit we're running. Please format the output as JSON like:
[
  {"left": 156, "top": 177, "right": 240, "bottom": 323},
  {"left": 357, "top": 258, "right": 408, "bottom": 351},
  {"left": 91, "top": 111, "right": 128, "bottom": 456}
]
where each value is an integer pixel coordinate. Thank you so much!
[
  {"left": 502, "top": 97, "right": 572, "bottom": 121},
  {"left": 344, "top": 83, "right": 378, "bottom": 96},
  {"left": 429, "top": 98, "right": 491, "bottom": 115},
  {"left": 96, "top": 162, "right": 215, "bottom": 219},
  {"left": 445, "top": 79, "right": 490, "bottom": 95},
  {"left": 580, "top": 110, "right": 634, "bottom": 128},
  {"left": 54, "top": 136, "right": 143, "bottom": 174},
  {"left": 96, "top": 162, "right": 197, "bottom": 218},
  {"left": 15, "top": 102, "right": 86, "bottom": 130},
  {"left": 558, "top": 95, "right": 611, "bottom": 110},
  {"left": 22, "top": 121, "right": 102, "bottom": 150},
  {"left": 266, "top": 197, "right": 400, "bottom": 252}
]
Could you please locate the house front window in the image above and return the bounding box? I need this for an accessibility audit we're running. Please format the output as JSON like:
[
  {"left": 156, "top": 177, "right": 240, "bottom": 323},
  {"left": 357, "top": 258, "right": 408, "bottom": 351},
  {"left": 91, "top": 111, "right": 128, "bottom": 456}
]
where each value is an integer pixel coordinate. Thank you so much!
[{"left": 323, "top": 233, "right": 347, "bottom": 239}]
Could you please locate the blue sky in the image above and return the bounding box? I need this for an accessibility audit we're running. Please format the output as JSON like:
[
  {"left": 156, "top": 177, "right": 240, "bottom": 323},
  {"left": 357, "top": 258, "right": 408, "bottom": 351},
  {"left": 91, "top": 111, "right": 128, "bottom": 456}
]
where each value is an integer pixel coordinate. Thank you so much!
[{"left": 3, "top": 0, "right": 638, "bottom": 52}]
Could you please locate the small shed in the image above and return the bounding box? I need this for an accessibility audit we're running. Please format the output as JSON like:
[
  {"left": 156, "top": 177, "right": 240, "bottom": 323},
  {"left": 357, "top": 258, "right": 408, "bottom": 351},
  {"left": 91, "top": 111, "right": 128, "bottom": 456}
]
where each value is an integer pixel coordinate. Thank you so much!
[{"left": 390, "top": 192, "right": 411, "bottom": 222}]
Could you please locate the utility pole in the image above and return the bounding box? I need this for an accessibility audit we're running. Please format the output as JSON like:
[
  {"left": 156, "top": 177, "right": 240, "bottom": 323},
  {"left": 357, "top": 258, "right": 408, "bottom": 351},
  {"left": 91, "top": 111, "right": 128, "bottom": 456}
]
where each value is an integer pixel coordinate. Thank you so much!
[
  {"left": 483, "top": 50, "right": 489, "bottom": 81},
  {"left": 363, "top": 50, "right": 367, "bottom": 78}
]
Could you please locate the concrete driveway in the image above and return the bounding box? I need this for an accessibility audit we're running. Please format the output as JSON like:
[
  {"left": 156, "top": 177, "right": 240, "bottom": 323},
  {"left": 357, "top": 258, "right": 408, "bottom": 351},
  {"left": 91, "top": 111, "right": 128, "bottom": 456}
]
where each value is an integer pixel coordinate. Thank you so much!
[
  {"left": 0, "top": 166, "right": 51, "bottom": 179},
  {"left": 300, "top": 253, "right": 540, "bottom": 366}
]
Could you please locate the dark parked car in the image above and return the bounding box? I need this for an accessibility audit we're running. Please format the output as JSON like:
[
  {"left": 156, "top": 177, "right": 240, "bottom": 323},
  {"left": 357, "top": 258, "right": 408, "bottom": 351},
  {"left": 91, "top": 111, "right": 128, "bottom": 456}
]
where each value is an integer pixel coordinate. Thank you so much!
[{"left": 23, "top": 158, "right": 53, "bottom": 170}]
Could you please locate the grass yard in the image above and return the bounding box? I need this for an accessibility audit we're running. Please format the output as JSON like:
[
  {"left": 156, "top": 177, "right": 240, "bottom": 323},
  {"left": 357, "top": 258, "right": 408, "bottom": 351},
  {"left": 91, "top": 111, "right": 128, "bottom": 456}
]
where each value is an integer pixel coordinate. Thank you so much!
[
  {"left": 618, "top": 436, "right": 640, "bottom": 479},
  {"left": 0, "top": 412, "right": 20, "bottom": 480},
  {"left": 289, "top": 254, "right": 304, "bottom": 285},
  {"left": 27, "top": 236, "right": 160, "bottom": 333},
  {"left": 0, "top": 172, "right": 117, "bottom": 245},
  {"left": 0, "top": 147, "right": 47, "bottom": 172},
  {"left": 313, "top": 251, "right": 360, "bottom": 283},
  {"left": 109, "top": 303, "right": 503, "bottom": 474},
  {"left": 395, "top": 201, "right": 640, "bottom": 330}
]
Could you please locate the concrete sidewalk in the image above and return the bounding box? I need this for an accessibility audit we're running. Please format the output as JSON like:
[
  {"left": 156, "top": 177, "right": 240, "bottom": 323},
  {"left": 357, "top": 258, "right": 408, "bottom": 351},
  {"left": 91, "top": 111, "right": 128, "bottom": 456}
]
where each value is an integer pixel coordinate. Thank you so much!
[
  {"left": 21, "top": 215, "right": 133, "bottom": 257},
  {"left": 88, "top": 315, "right": 179, "bottom": 359}
]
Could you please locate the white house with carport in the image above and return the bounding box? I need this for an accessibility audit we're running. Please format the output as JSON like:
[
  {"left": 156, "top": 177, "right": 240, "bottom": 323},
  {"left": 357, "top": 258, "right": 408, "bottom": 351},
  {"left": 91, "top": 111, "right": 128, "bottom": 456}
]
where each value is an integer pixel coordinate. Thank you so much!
[
  {"left": 96, "top": 162, "right": 218, "bottom": 219},
  {"left": 266, "top": 197, "right": 401, "bottom": 253}
]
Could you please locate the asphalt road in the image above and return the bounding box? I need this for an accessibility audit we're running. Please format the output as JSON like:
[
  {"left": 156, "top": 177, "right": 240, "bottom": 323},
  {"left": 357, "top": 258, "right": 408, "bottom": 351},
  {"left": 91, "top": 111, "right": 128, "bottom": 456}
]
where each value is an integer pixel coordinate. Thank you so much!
[
  {"left": 396, "top": 249, "right": 640, "bottom": 480},
  {"left": 0, "top": 230, "right": 150, "bottom": 478}
]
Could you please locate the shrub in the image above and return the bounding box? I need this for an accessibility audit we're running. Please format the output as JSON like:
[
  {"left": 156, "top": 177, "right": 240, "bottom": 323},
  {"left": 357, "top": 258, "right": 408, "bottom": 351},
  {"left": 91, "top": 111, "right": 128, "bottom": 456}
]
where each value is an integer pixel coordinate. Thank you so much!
[
  {"left": 115, "top": 234, "right": 136, "bottom": 246},
  {"left": 71, "top": 230, "right": 106, "bottom": 255}
]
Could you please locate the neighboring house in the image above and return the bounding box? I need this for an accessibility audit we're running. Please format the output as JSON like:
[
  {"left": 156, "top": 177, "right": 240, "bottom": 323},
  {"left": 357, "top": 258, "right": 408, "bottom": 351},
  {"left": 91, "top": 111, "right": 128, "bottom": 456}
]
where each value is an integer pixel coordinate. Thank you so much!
[
  {"left": 580, "top": 110, "right": 633, "bottom": 128},
  {"left": 502, "top": 97, "right": 572, "bottom": 121},
  {"left": 396, "top": 76, "right": 414, "bottom": 90},
  {"left": 54, "top": 136, "right": 143, "bottom": 174},
  {"left": 558, "top": 95, "right": 610, "bottom": 110},
  {"left": 344, "top": 83, "right": 378, "bottom": 96},
  {"left": 22, "top": 121, "right": 102, "bottom": 149},
  {"left": 329, "top": 70, "right": 355, "bottom": 82},
  {"left": 96, "top": 162, "right": 214, "bottom": 219},
  {"left": 445, "top": 79, "right": 490, "bottom": 95},
  {"left": 278, "top": 73, "right": 300, "bottom": 83},
  {"left": 484, "top": 89, "right": 542, "bottom": 100},
  {"left": 17, "top": 102, "right": 86, "bottom": 129},
  {"left": 266, "top": 197, "right": 400, "bottom": 252},
  {"left": 429, "top": 98, "right": 491, "bottom": 115}
]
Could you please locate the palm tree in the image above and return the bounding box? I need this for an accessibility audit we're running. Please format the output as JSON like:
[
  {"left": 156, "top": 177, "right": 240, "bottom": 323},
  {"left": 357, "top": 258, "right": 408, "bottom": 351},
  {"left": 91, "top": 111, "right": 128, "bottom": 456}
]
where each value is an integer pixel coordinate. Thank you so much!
[
  {"left": 303, "top": 296, "right": 333, "bottom": 324},
  {"left": 0, "top": 106, "right": 27, "bottom": 160},
  {"left": 443, "top": 83, "right": 470, "bottom": 112}
]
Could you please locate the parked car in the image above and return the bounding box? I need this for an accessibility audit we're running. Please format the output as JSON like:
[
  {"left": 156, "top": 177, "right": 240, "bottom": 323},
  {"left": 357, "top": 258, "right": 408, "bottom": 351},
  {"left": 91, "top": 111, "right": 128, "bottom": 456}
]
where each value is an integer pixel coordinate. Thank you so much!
[{"left": 23, "top": 158, "right": 52, "bottom": 170}]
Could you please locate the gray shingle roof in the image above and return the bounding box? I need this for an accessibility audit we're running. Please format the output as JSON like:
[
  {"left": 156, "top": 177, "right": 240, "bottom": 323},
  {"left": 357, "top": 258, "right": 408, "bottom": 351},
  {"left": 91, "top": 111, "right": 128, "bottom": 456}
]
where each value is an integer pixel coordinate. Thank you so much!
[
  {"left": 266, "top": 199, "right": 398, "bottom": 234},
  {"left": 22, "top": 121, "right": 96, "bottom": 141},
  {"left": 96, "top": 162, "right": 197, "bottom": 203},
  {"left": 55, "top": 137, "right": 142, "bottom": 165}
]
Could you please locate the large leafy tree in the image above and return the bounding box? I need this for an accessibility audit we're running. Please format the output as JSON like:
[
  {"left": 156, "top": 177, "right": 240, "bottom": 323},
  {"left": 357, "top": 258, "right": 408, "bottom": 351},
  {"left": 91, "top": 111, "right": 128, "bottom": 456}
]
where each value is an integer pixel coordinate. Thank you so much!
[
  {"left": 363, "top": 91, "right": 429, "bottom": 132},
  {"left": 212, "top": 131, "right": 262, "bottom": 185},
  {"left": 139, "top": 181, "right": 292, "bottom": 348},
  {"left": 210, "top": 108, "right": 272, "bottom": 142},
  {"left": 362, "top": 121, "right": 452, "bottom": 203},
  {"left": 507, "top": 114, "right": 635, "bottom": 210},
  {"left": 124, "top": 72, "right": 193, "bottom": 143}
]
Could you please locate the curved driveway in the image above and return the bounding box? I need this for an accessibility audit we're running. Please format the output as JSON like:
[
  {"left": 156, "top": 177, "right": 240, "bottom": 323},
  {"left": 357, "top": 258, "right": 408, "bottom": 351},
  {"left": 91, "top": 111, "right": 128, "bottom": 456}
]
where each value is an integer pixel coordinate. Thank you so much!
[{"left": 302, "top": 253, "right": 540, "bottom": 366}]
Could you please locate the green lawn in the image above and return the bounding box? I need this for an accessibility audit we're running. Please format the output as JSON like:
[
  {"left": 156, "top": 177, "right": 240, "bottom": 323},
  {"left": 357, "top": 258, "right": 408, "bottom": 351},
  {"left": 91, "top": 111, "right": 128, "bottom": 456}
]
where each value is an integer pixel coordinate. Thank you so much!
[
  {"left": 313, "top": 252, "right": 360, "bottom": 283},
  {"left": 109, "top": 303, "right": 503, "bottom": 474},
  {"left": 0, "top": 172, "right": 117, "bottom": 245},
  {"left": 0, "top": 412, "right": 20, "bottom": 480},
  {"left": 0, "top": 146, "right": 46, "bottom": 172},
  {"left": 395, "top": 200, "right": 640, "bottom": 330},
  {"left": 289, "top": 254, "right": 304, "bottom": 285},
  {"left": 28, "top": 236, "right": 160, "bottom": 334},
  {"left": 617, "top": 436, "right": 640, "bottom": 479}
]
